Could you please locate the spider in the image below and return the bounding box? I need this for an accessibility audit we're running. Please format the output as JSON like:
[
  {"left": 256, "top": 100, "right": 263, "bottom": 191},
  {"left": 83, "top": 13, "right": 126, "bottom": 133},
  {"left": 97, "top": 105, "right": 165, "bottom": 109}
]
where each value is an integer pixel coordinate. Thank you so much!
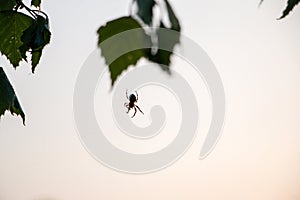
[{"left": 124, "top": 89, "right": 144, "bottom": 118}]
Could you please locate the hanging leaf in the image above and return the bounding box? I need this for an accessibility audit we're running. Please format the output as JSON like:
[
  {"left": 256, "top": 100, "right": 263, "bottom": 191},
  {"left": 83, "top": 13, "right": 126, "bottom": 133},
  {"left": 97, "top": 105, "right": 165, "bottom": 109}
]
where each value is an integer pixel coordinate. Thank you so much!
[
  {"left": 279, "top": 0, "right": 300, "bottom": 19},
  {"left": 19, "top": 15, "right": 51, "bottom": 72},
  {"left": 148, "top": 22, "right": 180, "bottom": 73},
  {"left": 96, "top": 0, "right": 181, "bottom": 86},
  {"left": 136, "top": 0, "right": 156, "bottom": 26},
  {"left": 259, "top": 0, "right": 300, "bottom": 19},
  {"left": 148, "top": 0, "right": 181, "bottom": 73},
  {"left": 0, "top": 67, "right": 25, "bottom": 125},
  {"left": 0, "top": 11, "right": 34, "bottom": 68},
  {"left": 31, "top": 50, "right": 42, "bottom": 71},
  {"left": 97, "top": 16, "right": 151, "bottom": 86},
  {"left": 164, "top": 0, "right": 181, "bottom": 31},
  {"left": 31, "top": 0, "right": 41, "bottom": 8}
]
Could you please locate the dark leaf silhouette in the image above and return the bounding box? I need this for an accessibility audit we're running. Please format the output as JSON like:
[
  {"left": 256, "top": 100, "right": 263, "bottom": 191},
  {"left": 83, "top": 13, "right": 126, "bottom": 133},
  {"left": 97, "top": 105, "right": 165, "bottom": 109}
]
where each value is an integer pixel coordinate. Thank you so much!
[
  {"left": 148, "top": 23, "right": 179, "bottom": 73},
  {"left": 148, "top": 0, "right": 181, "bottom": 73},
  {"left": 260, "top": 0, "right": 300, "bottom": 19},
  {"left": 0, "top": 67, "right": 25, "bottom": 125},
  {"left": 136, "top": 0, "right": 156, "bottom": 26},
  {"left": 97, "top": 0, "right": 181, "bottom": 85},
  {"left": 0, "top": 11, "right": 33, "bottom": 67},
  {"left": 279, "top": 0, "right": 300, "bottom": 19},
  {"left": 97, "top": 16, "right": 151, "bottom": 86},
  {"left": 164, "top": 0, "right": 181, "bottom": 31},
  {"left": 31, "top": 50, "right": 42, "bottom": 70},
  {"left": 19, "top": 15, "right": 51, "bottom": 72},
  {"left": 31, "top": 0, "right": 41, "bottom": 8},
  {"left": 0, "top": 0, "right": 50, "bottom": 124}
]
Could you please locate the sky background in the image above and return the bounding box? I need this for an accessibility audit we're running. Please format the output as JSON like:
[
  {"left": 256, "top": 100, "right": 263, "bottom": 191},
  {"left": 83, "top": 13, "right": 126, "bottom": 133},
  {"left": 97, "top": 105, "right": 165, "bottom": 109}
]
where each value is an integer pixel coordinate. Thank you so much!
[{"left": 0, "top": 0, "right": 300, "bottom": 199}]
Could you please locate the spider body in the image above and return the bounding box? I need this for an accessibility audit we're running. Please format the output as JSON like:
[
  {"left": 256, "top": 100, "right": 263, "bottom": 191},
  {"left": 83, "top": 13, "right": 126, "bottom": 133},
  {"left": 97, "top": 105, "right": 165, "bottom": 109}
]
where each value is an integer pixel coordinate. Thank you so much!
[
  {"left": 124, "top": 90, "right": 144, "bottom": 118},
  {"left": 129, "top": 94, "right": 137, "bottom": 103}
]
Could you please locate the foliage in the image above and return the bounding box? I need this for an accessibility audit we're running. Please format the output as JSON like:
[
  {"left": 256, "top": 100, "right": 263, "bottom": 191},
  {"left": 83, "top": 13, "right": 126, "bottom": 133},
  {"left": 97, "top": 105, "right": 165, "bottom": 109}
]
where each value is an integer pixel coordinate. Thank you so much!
[
  {"left": 0, "top": 11, "right": 33, "bottom": 67},
  {"left": 260, "top": 0, "right": 300, "bottom": 19},
  {"left": 31, "top": 0, "right": 41, "bottom": 8},
  {"left": 136, "top": 0, "right": 156, "bottom": 26},
  {"left": 0, "top": 0, "right": 299, "bottom": 124},
  {"left": 98, "top": 17, "right": 151, "bottom": 85},
  {"left": 279, "top": 0, "right": 300, "bottom": 19},
  {"left": 148, "top": 0, "right": 181, "bottom": 73},
  {"left": 0, "top": 0, "right": 51, "bottom": 124},
  {"left": 0, "top": 67, "right": 25, "bottom": 124},
  {"left": 19, "top": 15, "right": 51, "bottom": 72},
  {"left": 97, "top": 0, "right": 181, "bottom": 86}
]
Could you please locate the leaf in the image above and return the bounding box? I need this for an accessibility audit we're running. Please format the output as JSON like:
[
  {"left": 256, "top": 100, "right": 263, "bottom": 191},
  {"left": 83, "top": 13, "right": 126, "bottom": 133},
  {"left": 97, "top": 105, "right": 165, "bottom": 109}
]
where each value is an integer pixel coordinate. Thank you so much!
[
  {"left": 21, "top": 15, "right": 51, "bottom": 51},
  {"left": 146, "top": 0, "right": 181, "bottom": 72},
  {"left": 0, "top": 0, "right": 15, "bottom": 11},
  {"left": 31, "top": 50, "right": 42, "bottom": 72},
  {"left": 148, "top": 22, "right": 180, "bottom": 73},
  {"left": 31, "top": 0, "right": 41, "bottom": 8},
  {"left": 0, "top": 11, "right": 34, "bottom": 68},
  {"left": 279, "top": 0, "right": 300, "bottom": 19},
  {"left": 164, "top": 0, "right": 181, "bottom": 31},
  {"left": 148, "top": 48, "right": 172, "bottom": 73},
  {"left": 20, "top": 15, "right": 51, "bottom": 72},
  {"left": 0, "top": 67, "right": 25, "bottom": 125},
  {"left": 136, "top": 0, "right": 156, "bottom": 26},
  {"left": 97, "top": 16, "right": 151, "bottom": 85}
]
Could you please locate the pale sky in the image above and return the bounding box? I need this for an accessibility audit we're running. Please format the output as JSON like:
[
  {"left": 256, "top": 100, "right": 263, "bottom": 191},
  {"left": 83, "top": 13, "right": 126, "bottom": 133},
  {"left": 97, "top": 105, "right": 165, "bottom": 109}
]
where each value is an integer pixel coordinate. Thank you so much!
[{"left": 0, "top": 0, "right": 300, "bottom": 200}]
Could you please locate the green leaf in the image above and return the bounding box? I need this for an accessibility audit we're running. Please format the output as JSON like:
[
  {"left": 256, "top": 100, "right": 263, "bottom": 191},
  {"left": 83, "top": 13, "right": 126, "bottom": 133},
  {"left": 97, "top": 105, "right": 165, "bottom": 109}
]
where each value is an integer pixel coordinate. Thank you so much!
[
  {"left": 0, "top": 11, "right": 34, "bottom": 68},
  {"left": 148, "top": 22, "right": 180, "bottom": 73},
  {"left": 136, "top": 0, "right": 155, "bottom": 26},
  {"left": 31, "top": 0, "right": 41, "bottom": 8},
  {"left": 0, "top": 0, "right": 15, "bottom": 11},
  {"left": 279, "top": 0, "right": 300, "bottom": 19},
  {"left": 20, "top": 15, "right": 51, "bottom": 72},
  {"left": 148, "top": 48, "right": 172, "bottom": 73},
  {"left": 147, "top": 0, "right": 181, "bottom": 73},
  {"left": 21, "top": 15, "right": 51, "bottom": 50},
  {"left": 97, "top": 16, "right": 151, "bottom": 85},
  {"left": 31, "top": 50, "right": 42, "bottom": 72},
  {"left": 164, "top": 0, "right": 181, "bottom": 31},
  {"left": 0, "top": 67, "right": 25, "bottom": 125}
]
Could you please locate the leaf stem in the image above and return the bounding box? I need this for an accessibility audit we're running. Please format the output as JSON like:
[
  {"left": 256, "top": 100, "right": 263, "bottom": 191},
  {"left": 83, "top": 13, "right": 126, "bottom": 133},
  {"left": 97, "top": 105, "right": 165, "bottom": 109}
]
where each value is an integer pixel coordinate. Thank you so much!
[
  {"left": 15, "top": 0, "right": 37, "bottom": 19},
  {"left": 32, "top": 10, "right": 49, "bottom": 21}
]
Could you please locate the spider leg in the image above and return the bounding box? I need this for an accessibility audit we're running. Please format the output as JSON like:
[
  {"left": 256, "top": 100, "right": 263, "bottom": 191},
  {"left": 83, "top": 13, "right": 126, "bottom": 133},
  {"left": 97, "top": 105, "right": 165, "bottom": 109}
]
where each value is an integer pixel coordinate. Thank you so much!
[
  {"left": 131, "top": 107, "right": 137, "bottom": 118},
  {"left": 135, "top": 105, "right": 144, "bottom": 115},
  {"left": 126, "top": 107, "right": 130, "bottom": 114},
  {"left": 135, "top": 90, "right": 138, "bottom": 101},
  {"left": 124, "top": 103, "right": 130, "bottom": 113},
  {"left": 126, "top": 89, "right": 129, "bottom": 100}
]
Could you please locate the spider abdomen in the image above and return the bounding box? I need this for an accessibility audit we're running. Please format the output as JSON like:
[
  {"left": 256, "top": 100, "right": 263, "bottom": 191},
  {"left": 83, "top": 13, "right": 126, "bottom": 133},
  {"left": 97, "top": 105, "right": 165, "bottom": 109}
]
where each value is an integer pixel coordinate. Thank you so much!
[
  {"left": 129, "top": 94, "right": 136, "bottom": 102},
  {"left": 129, "top": 102, "right": 135, "bottom": 108}
]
